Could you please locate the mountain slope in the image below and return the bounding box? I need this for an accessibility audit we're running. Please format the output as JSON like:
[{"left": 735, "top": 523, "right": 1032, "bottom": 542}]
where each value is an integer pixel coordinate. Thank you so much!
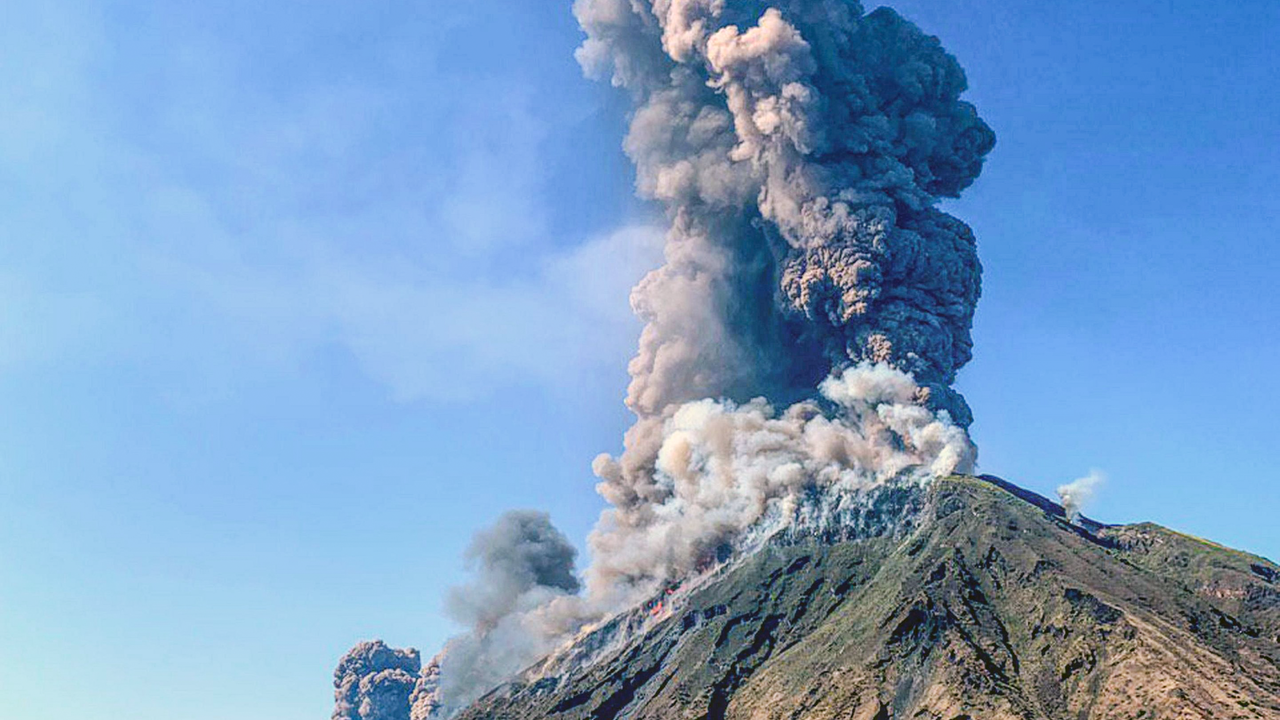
[{"left": 458, "top": 476, "right": 1280, "bottom": 720}]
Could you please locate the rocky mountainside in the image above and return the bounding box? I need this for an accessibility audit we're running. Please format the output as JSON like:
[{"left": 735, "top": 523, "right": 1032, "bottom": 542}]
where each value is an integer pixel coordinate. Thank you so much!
[{"left": 456, "top": 476, "right": 1280, "bottom": 720}]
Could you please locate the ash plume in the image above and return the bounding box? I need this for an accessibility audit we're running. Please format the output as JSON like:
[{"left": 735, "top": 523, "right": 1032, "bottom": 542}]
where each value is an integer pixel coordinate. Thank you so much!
[
  {"left": 576, "top": 0, "right": 992, "bottom": 598},
  {"left": 337, "top": 2, "right": 995, "bottom": 717},
  {"left": 577, "top": 0, "right": 993, "bottom": 424}
]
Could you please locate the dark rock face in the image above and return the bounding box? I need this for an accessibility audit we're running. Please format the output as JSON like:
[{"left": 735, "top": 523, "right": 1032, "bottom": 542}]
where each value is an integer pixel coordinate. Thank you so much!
[
  {"left": 333, "top": 641, "right": 421, "bottom": 720},
  {"left": 457, "top": 477, "right": 1280, "bottom": 719}
]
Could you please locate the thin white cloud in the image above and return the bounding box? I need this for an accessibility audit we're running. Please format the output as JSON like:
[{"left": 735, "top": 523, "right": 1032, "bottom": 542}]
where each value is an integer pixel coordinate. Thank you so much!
[
  {"left": 321, "top": 225, "right": 664, "bottom": 401},
  {"left": 0, "top": 4, "right": 660, "bottom": 404},
  {"left": 169, "top": 224, "right": 664, "bottom": 403}
]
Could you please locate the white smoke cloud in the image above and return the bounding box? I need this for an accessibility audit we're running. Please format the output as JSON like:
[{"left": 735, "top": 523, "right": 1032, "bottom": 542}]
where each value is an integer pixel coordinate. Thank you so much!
[
  {"left": 1057, "top": 470, "right": 1106, "bottom": 521},
  {"left": 587, "top": 363, "right": 973, "bottom": 600}
]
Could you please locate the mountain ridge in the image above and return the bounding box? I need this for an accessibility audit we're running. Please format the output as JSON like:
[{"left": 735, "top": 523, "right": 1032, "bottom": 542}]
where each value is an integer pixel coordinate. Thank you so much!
[{"left": 454, "top": 475, "right": 1280, "bottom": 720}]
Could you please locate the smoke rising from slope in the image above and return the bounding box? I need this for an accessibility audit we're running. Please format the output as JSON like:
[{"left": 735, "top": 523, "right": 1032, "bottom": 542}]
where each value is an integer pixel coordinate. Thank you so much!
[
  {"left": 1057, "top": 470, "right": 1106, "bottom": 521},
  {"left": 586, "top": 363, "right": 973, "bottom": 600},
  {"left": 338, "top": 2, "right": 994, "bottom": 716},
  {"left": 416, "top": 511, "right": 586, "bottom": 715},
  {"left": 445, "top": 510, "right": 580, "bottom": 630},
  {"left": 415, "top": 369, "right": 974, "bottom": 715}
]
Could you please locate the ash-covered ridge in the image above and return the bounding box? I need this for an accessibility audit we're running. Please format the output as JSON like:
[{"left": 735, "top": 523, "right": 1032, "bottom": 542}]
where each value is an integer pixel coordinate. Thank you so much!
[
  {"left": 341, "top": 479, "right": 1280, "bottom": 719},
  {"left": 455, "top": 477, "right": 1280, "bottom": 720},
  {"left": 337, "top": 478, "right": 936, "bottom": 720}
]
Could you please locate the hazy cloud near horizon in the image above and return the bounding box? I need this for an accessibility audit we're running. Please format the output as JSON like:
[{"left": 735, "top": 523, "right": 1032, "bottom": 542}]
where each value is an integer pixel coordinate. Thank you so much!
[{"left": 0, "top": 2, "right": 662, "bottom": 405}]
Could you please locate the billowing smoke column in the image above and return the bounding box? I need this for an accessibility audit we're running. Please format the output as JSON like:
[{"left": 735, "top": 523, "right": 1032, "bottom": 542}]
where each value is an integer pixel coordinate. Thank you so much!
[
  {"left": 577, "top": 0, "right": 993, "bottom": 599},
  {"left": 337, "top": 1, "right": 994, "bottom": 716},
  {"left": 578, "top": 0, "right": 992, "bottom": 419},
  {"left": 444, "top": 510, "right": 580, "bottom": 634}
]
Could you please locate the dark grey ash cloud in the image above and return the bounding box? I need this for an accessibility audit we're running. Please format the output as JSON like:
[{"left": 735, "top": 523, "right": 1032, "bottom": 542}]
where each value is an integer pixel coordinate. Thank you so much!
[
  {"left": 338, "top": 513, "right": 583, "bottom": 719},
  {"left": 445, "top": 509, "right": 580, "bottom": 630},
  {"left": 332, "top": 641, "right": 421, "bottom": 720},
  {"left": 575, "top": 0, "right": 993, "bottom": 427},
  {"left": 423, "top": 511, "right": 584, "bottom": 715},
  {"left": 575, "top": 0, "right": 993, "bottom": 592}
]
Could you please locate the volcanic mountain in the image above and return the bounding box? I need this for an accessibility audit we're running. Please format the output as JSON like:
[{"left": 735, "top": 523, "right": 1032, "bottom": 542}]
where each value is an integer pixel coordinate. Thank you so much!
[{"left": 453, "top": 476, "right": 1280, "bottom": 720}]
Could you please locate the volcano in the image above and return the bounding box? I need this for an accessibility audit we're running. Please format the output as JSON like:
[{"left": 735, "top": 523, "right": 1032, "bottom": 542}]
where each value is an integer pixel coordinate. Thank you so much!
[
  {"left": 449, "top": 476, "right": 1280, "bottom": 720},
  {"left": 333, "top": 4, "right": 1278, "bottom": 718}
]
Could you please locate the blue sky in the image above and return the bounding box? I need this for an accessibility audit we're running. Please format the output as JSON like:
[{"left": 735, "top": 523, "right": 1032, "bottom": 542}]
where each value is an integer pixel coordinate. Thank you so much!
[{"left": 1, "top": 2, "right": 1277, "bottom": 719}]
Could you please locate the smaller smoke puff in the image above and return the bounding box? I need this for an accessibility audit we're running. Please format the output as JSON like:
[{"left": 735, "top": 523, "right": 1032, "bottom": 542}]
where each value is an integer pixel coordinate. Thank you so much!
[
  {"left": 333, "top": 641, "right": 421, "bottom": 720},
  {"left": 426, "top": 511, "right": 584, "bottom": 716},
  {"left": 1057, "top": 470, "right": 1106, "bottom": 521},
  {"left": 446, "top": 509, "right": 580, "bottom": 629}
]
